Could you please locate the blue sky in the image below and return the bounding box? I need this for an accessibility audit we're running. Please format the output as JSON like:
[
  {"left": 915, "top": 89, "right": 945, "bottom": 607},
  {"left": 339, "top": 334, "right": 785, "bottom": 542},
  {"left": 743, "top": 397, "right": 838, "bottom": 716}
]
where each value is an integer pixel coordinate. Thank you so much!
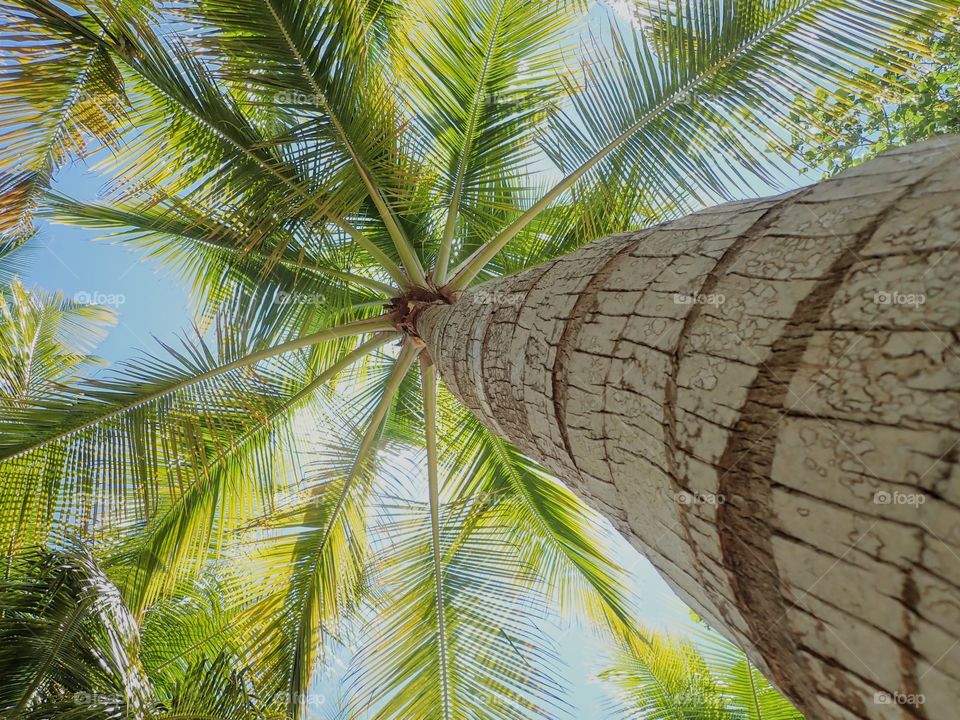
[{"left": 21, "top": 164, "right": 192, "bottom": 362}]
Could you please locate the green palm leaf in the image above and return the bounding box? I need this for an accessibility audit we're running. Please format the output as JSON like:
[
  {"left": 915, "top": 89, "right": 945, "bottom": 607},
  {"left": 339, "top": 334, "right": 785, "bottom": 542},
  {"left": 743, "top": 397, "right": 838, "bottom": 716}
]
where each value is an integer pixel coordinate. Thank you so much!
[
  {"left": 42, "top": 191, "right": 394, "bottom": 342},
  {"left": 346, "top": 491, "right": 568, "bottom": 719},
  {"left": 695, "top": 624, "right": 804, "bottom": 720},
  {"left": 0, "top": 0, "right": 146, "bottom": 246},
  {"left": 438, "top": 395, "right": 645, "bottom": 649},
  {"left": 0, "top": 540, "right": 152, "bottom": 718},
  {"left": 397, "top": 0, "right": 577, "bottom": 281},
  {"left": 112, "top": 335, "right": 390, "bottom": 617},
  {"left": 1, "top": 279, "right": 115, "bottom": 402},
  {"left": 231, "top": 343, "right": 418, "bottom": 720},
  {"left": 0, "top": 306, "right": 390, "bottom": 552},
  {"left": 602, "top": 631, "right": 729, "bottom": 719},
  {"left": 602, "top": 621, "right": 804, "bottom": 719},
  {"left": 196, "top": 0, "right": 428, "bottom": 282},
  {"left": 445, "top": 0, "right": 952, "bottom": 289}
]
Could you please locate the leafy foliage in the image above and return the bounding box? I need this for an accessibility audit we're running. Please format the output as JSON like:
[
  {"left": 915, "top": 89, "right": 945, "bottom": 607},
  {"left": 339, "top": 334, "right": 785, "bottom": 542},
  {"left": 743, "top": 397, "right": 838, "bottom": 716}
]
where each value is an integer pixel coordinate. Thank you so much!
[
  {"left": 0, "top": 0, "right": 149, "bottom": 247},
  {"left": 0, "top": 541, "right": 152, "bottom": 719},
  {"left": 780, "top": 10, "right": 960, "bottom": 176},
  {"left": 602, "top": 622, "right": 803, "bottom": 719},
  {"left": 0, "top": 540, "right": 294, "bottom": 719},
  {"left": 1, "top": 279, "right": 115, "bottom": 402}
]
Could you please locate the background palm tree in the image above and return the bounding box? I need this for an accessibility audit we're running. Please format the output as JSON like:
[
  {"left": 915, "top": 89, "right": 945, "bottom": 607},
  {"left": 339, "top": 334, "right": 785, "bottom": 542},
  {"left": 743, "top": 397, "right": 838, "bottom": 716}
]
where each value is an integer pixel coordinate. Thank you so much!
[
  {"left": 1, "top": 0, "right": 955, "bottom": 718},
  {"left": 0, "top": 541, "right": 153, "bottom": 719},
  {"left": 0, "top": 532, "right": 794, "bottom": 719},
  {"left": 0, "top": 538, "right": 296, "bottom": 719},
  {"left": 601, "top": 620, "right": 803, "bottom": 719}
]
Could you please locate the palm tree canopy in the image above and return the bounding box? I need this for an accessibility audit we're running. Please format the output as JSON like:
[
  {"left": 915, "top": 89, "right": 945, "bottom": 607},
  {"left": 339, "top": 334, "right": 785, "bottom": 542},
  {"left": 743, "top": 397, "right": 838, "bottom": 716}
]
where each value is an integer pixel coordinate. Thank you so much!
[
  {"left": 0, "top": 0, "right": 953, "bottom": 717},
  {"left": 0, "top": 279, "right": 115, "bottom": 402},
  {"left": 602, "top": 619, "right": 804, "bottom": 719}
]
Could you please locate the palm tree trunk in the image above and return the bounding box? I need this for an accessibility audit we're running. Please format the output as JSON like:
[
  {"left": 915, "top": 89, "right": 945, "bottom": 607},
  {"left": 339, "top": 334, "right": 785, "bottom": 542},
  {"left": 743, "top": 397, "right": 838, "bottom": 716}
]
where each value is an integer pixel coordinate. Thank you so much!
[{"left": 417, "top": 136, "right": 960, "bottom": 720}]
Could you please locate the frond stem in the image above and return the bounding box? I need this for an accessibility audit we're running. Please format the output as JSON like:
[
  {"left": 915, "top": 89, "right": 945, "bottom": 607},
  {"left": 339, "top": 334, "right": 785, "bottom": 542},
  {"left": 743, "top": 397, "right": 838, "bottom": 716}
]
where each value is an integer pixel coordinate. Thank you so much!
[
  {"left": 0, "top": 316, "right": 397, "bottom": 464},
  {"left": 311, "top": 341, "right": 420, "bottom": 558},
  {"left": 433, "top": 0, "right": 508, "bottom": 285},
  {"left": 285, "top": 341, "right": 419, "bottom": 716},
  {"left": 335, "top": 219, "right": 408, "bottom": 287},
  {"left": 421, "top": 360, "right": 452, "bottom": 719},
  {"left": 125, "top": 334, "right": 392, "bottom": 616},
  {"left": 261, "top": 0, "right": 426, "bottom": 286}
]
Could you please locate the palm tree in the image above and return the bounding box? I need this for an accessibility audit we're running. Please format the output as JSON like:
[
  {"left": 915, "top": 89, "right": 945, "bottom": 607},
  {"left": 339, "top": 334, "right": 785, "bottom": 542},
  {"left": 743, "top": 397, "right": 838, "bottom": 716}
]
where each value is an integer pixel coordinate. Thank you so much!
[
  {"left": 1, "top": 0, "right": 957, "bottom": 718},
  {"left": 0, "top": 538, "right": 292, "bottom": 719},
  {"left": 418, "top": 134, "right": 960, "bottom": 720},
  {"left": 0, "top": 534, "right": 795, "bottom": 720},
  {"left": 602, "top": 620, "right": 802, "bottom": 719},
  {"left": 0, "top": 280, "right": 115, "bottom": 400},
  {"left": 0, "top": 541, "right": 153, "bottom": 719}
]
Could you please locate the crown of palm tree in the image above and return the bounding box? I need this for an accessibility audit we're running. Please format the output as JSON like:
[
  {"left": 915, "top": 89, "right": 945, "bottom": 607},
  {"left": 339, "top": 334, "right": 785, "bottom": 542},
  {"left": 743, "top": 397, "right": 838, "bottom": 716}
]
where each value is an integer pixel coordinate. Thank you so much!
[
  {"left": 601, "top": 616, "right": 805, "bottom": 719},
  {"left": 0, "top": 0, "right": 951, "bottom": 717}
]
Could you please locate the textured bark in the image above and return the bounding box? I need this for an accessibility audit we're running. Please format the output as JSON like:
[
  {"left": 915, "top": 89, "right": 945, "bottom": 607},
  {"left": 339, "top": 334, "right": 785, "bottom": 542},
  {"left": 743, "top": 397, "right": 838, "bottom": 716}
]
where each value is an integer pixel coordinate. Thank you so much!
[{"left": 418, "top": 136, "right": 960, "bottom": 719}]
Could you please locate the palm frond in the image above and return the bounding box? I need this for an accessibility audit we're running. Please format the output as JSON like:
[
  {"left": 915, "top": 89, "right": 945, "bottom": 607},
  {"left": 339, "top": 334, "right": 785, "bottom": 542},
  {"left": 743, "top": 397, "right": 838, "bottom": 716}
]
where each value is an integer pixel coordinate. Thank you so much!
[
  {"left": 15, "top": 0, "right": 405, "bottom": 282},
  {"left": 602, "top": 620, "right": 803, "bottom": 719},
  {"left": 0, "top": 279, "right": 115, "bottom": 402},
  {"left": 695, "top": 623, "right": 804, "bottom": 720},
  {"left": 0, "top": 308, "right": 392, "bottom": 551},
  {"left": 601, "top": 631, "right": 728, "bottom": 719},
  {"left": 445, "top": 0, "right": 954, "bottom": 289},
  {"left": 480, "top": 163, "right": 671, "bottom": 278},
  {"left": 396, "top": 0, "right": 577, "bottom": 281},
  {"left": 234, "top": 342, "right": 419, "bottom": 720},
  {"left": 110, "top": 334, "right": 391, "bottom": 617},
  {"left": 0, "top": 240, "right": 32, "bottom": 285},
  {"left": 42, "top": 191, "right": 396, "bottom": 329},
  {"left": 346, "top": 492, "right": 569, "bottom": 719},
  {"left": 194, "top": 0, "right": 428, "bottom": 283},
  {"left": 162, "top": 651, "right": 281, "bottom": 720},
  {"left": 0, "top": 540, "right": 152, "bottom": 718},
  {"left": 0, "top": 0, "right": 147, "bottom": 246},
  {"left": 139, "top": 576, "right": 243, "bottom": 692},
  {"left": 438, "top": 394, "right": 644, "bottom": 649}
]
